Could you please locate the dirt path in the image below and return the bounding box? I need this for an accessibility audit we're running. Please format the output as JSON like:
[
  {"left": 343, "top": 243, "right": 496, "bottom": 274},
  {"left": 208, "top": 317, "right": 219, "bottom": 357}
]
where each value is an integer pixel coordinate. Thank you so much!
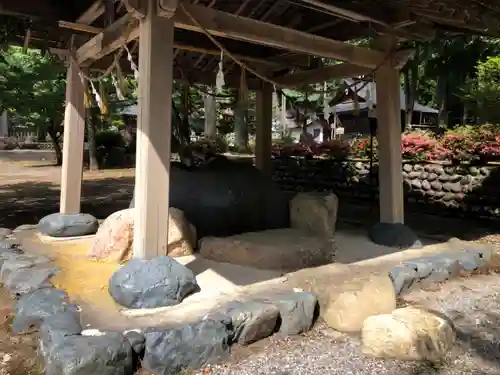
[
  {"left": 0, "top": 290, "right": 41, "bottom": 375},
  {"left": 0, "top": 161, "right": 134, "bottom": 229}
]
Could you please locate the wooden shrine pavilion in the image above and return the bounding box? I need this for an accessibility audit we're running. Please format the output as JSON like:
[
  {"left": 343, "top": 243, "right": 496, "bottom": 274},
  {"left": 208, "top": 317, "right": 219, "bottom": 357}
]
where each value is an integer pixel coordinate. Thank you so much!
[{"left": 1, "top": 0, "right": 499, "bottom": 256}]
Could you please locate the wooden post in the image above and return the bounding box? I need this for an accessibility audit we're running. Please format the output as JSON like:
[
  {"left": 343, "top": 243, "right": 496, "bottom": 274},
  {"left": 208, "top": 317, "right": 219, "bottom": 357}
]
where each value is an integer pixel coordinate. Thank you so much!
[
  {"left": 132, "top": 0, "right": 174, "bottom": 259},
  {"left": 374, "top": 39, "right": 404, "bottom": 224},
  {"left": 255, "top": 82, "right": 273, "bottom": 175},
  {"left": 60, "top": 58, "right": 86, "bottom": 214}
]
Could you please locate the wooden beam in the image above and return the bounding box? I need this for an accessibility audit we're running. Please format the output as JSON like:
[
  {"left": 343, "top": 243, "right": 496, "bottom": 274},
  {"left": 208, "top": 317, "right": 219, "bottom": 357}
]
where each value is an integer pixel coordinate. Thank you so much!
[
  {"left": 77, "top": 0, "right": 105, "bottom": 24},
  {"left": 76, "top": 14, "right": 138, "bottom": 65},
  {"left": 174, "top": 3, "right": 390, "bottom": 68},
  {"left": 76, "top": 3, "right": 412, "bottom": 69},
  {"left": 274, "top": 63, "right": 371, "bottom": 86}
]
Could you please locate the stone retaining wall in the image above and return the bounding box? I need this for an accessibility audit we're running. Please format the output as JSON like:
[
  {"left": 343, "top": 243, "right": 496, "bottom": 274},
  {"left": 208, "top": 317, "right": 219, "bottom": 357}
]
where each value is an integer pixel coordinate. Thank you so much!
[{"left": 271, "top": 157, "right": 500, "bottom": 220}]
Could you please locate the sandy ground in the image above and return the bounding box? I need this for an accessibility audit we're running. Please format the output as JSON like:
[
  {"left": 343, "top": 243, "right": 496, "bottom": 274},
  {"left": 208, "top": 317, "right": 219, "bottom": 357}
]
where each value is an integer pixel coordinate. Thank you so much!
[{"left": 1, "top": 159, "right": 500, "bottom": 374}]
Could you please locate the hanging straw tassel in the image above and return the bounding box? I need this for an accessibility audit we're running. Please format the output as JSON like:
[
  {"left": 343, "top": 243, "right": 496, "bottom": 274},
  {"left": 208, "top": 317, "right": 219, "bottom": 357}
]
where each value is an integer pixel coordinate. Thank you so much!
[
  {"left": 216, "top": 51, "right": 225, "bottom": 92},
  {"left": 111, "top": 74, "right": 125, "bottom": 101},
  {"left": 125, "top": 45, "right": 139, "bottom": 80},
  {"left": 115, "top": 64, "right": 128, "bottom": 98},
  {"left": 84, "top": 89, "right": 93, "bottom": 109},
  {"left": 323, "top": 81, "right": 330, "bottom": 117},
  {"left": 89, "top": 80, "right": 102, "bottom": 112},
  {"left": 98, "top": 81, "right": 109, "bottom": 115}
]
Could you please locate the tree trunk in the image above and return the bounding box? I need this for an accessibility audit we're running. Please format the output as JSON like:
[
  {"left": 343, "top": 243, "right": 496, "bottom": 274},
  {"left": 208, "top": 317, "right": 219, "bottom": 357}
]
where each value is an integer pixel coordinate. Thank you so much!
[
  {"left": 86, "top": 111, "right": 99, "bottom": 171},
  {"left": 181, "top": 84, "right": 191, "bottom": 144},
  {"left": 234, "top": 89, "right": 249, "bottom": 150},
  {"left": 204, "top": 86, "right": 217, "bottom": 137},
  {"left": 48, "top": 130, "right": 62, "bottom": 166},
  {"left": 437, "top": 75, "right": 448, "bottom": 127}
]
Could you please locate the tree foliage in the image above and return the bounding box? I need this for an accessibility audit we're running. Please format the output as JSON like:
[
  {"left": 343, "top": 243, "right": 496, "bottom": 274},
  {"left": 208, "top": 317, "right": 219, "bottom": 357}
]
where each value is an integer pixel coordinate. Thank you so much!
[{"left": 0, "top": 45, "right": 66, "bottom": 162}]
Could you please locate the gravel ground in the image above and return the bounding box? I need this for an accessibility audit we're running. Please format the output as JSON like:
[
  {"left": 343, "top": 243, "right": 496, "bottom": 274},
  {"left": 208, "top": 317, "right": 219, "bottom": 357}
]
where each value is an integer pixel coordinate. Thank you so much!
[{"left": 189, "top": 272, "right": 500, "bottom": 375}]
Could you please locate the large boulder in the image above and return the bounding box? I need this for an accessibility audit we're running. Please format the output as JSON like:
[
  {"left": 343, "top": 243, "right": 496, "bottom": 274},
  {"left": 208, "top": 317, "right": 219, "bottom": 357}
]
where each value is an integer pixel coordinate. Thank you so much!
[
  {"left": 321, "top": 274, "right": 396, "bottom": 332},
  {"left": 290, "top": 191, "right": 338, "bottom": 238},
  {"left": 142, "top": 319, "right": 231, "bottom": 374},
  {"left": 129, "top": 157, "right": 290, "bottom": 239},
  {"left": 199, "top": 228, "right": 336, "bottom": 271},
  {"left": 87, "top": 207, "right": 196, "bottom": 263},
  {"left": 361, "top": 307, "right": 455, "bottom": 361},
  {"left": 38, "top": 213, "right": 99, "bottom": 238},
  {"left": 108, "top": 256, "right": 199, "bottom": 309}
]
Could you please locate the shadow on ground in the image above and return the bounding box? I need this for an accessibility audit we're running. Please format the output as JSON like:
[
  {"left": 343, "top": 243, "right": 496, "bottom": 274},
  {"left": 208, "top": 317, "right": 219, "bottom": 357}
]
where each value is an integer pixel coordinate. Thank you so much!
[{"left": 0, "top": 177, "right": 134, "bottom": 228}]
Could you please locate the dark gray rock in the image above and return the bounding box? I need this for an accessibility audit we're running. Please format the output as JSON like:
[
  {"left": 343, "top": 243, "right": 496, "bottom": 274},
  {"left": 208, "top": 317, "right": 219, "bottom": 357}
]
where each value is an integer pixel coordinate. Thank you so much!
[
  {"left": 402, "top": 258, "right": 434, "bottom": 279},
  {"left": 0, "top": 241, "right": 21, "bottom": 250},
  {"left": 130, "top": 159, "right": 290, "bottom": 239},
  {"left": 3, "top": 267, "right": 59, "bottom": 296},
  {"left": 447, "top": 238, "right": 493, "bottom": 263},
  {"left": 44, "top": 332, "right": 134, "bottom": 375},
  {"left": 0, "top": 228, "right": 12, "bottom": 239},
  {"left": 389, "top": 266, "right": 418, "bottom": 295},
  {"left": 421, "top": 180, "right": 431, "bottom": 190},
  {"left": 38, "top": 213, "right": 99, "bottom": 238},
  {"left": 12, "top": 288, "right": 79, "bottom": 334},
  {"left": 0, "top": 254, "right": 51, "bottom": 281},
  {"left": 0, "top": 247, "right": 24, "bottom": 268},
  {"left": 215, "top": 300, "right": 280, "bottom": 345},
  {"left": 143, "top": 319, "right": 231, "bottom": 374},
  {"left": 39, "top": 311, "right": 82, "bottom": 362},
  {"left": 432, "top": 165, "right": 445, "bottom": 175},
  {"left": 368, "top": 222, "right": 422, "bottom": 249},
  {"left": 425, "top": 254, "right": 461, "bottom": 282},
  {"left": 264, "top": 291, "right": 318, "bottom": 336},
  {"left": 124, "top": 330, "right": 146, "bottom": 356},
  {"left": 108, "top": 256, "right": 199, "bottom": 309}
]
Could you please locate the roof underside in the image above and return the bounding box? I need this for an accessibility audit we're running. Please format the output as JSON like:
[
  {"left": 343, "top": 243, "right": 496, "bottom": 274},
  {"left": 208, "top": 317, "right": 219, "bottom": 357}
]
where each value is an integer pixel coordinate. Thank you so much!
[{"left": 1, "top": 0, "right": 500, "bottom": 86}]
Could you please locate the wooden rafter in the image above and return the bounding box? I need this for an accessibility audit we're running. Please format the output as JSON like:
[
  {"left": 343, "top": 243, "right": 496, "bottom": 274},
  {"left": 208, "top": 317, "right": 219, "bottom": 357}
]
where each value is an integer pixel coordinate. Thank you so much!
[
  {"left": 274, "top": 63, "right": 372, "bottom": 86},
  {"left": 76, "top": 0, "right": 105, "bottom": 25},
  {"left": 75, "top": 3, "right": 412, "bottom": 69}
]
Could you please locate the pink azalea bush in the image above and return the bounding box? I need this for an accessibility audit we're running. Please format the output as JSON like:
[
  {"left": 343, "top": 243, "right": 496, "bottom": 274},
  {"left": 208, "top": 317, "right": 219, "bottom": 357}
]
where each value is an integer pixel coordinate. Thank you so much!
[{"left": 271, "top": 125, "right": 500, "bottom": 164}]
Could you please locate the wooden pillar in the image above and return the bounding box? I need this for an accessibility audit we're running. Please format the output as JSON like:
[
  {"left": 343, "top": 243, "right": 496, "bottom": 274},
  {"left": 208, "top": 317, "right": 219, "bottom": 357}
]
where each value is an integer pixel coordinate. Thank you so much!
[
  {"left": 132, "top": 0, "right": 174, "bottom": 259},
  {"left": 255, "top": 82, "right": 273, "bottom": 175},
  {"left": 204, "top": 86, "right": 217, "bottom": 137},
  {"left": 60, "top": 58, "right": 85, "bottom": 214},
  {"left": 375, "top": 39, "right": 404, "bottom": 224}
]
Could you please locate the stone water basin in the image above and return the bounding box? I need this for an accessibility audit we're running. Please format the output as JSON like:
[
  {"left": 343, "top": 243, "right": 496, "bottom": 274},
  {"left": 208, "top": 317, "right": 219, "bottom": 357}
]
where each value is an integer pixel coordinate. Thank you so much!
[{"left": 18, "top": 231, "right": 285, "bottom": 331}]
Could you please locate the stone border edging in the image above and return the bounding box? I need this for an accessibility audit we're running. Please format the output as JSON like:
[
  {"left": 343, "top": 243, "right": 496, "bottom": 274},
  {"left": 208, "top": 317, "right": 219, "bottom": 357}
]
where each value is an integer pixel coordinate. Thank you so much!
[
  {"left": 0, "top": 229, "right": 319, "bottom": 375},
  {"left": 388, "top": 239, "right": 494, "bottom": 297}
]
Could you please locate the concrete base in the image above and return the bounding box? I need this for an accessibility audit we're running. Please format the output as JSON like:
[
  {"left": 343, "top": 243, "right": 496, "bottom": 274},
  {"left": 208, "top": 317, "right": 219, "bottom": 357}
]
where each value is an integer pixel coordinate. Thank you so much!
[{"left": 368, "top": 222, "right": 422, "bottom": 249}]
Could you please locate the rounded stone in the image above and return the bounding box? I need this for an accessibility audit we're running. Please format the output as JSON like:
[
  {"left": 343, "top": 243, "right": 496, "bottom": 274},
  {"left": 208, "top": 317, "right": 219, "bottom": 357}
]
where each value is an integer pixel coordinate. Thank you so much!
[
  {"left": 408, "top": 171, "right": 422, "bottom": 179},
  {"left": 402, "top": 164, "right": 413, "bottom": 173},
  {"left": 432, "top": 165, "right": 445, "bottom": 175},
  {"left": 410, "top": 179, "right": 422, "bottom": 189},
  {"left": 438, "top": 174, "right": 450, "bottom": 182},
  {"left": 426, "top": 173, "right": 438, "bottom": 182},
  {"left": 368, "top": 223, "right": 422, "bottom": 249},
  {"left": 38, "top": 213, "right": 99, "bottom": 238},
  {"left": 480, "top": 167, "right": 490, "bottom": 176},
  {"left": 413, "top": 164, "right": 424, "bottom": 171},
  {"left": 430, "top": 181, "right": 443, "bottom": 191},
  {"left": 108, "top": 256, "right": 199, "bottom": 309},
  {"left": 468, "top": 167, "right": 480, "bottom": 176},
  {"left": 421, "top": 180, "right": 431, "bottom": 190}
]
